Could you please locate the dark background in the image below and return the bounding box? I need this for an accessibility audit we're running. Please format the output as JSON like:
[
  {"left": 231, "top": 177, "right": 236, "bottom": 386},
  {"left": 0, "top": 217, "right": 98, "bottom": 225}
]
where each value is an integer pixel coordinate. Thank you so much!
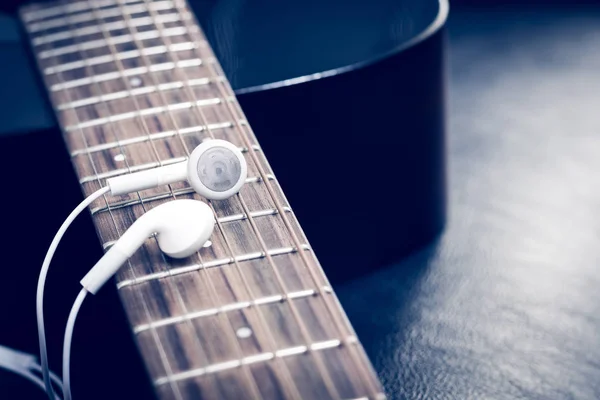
[{"left": 1, "top": 0, "right": 600, "bottom": 399}]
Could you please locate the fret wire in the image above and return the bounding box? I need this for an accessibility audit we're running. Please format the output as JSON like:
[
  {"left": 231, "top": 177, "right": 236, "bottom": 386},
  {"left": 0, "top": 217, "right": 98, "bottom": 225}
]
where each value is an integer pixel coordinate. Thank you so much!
[
  {"left": 51, "top": 59, "right": 205, "bottom": 91},
  {"left": 152, "top": 336, "right": 356, "bottom": 386},
  {"left": 27, "top": 2, "right": 179, "bottom": 33},
  {"left": 91, "top": 189, "right": 288, "bottom": 218},
  {"left": 43, "top": 42, "right": 202, "bottom": 74},
  {"left": 23, "top": 1, "right": 91, "bottom": 22},
  {"left": 36, "top": 26, "right": 187, "bottom": 50},
  {"left": 69, "top": 121, "right": 236, "bottom": 154},
  {"left": 140, "top": 2, "right": 345, "bottom": 399},
  {"left": 115, "top": 244, "right": 311, "bottom": 289},
  {"left": 139, "top": 3, "right": 317, "bottom": 399},
  {"left": 39, "top": 26, "right": 188, "bottom": 59},
  {"left": 29, "top": 13, "right": 177, "bottom": 35},
  {"left": 86, "top": 2, "right": 236, "bottom": 398},
  {"left": 58, "top": 76, "right": 221, "bottom": 110},
  {"left": 77, "top": 157, "right": 186, "bottom": 182},
  {"left": 109, "top": 1, "right": 266, "bottom": 397},
  {"left": 22, "top": 0, "right": 140, "bottom": 22},
  {"left": 32, "top": 15, "right": 183, "bottom": 46},
  {"left": 81, "top": 173, "right": 270, "bottom": 190},
  {"left": 63, "top": 98, "right": 222, "bottom": 131},
  {"left": 171, "top": 0, "right": 384, "bottom": 396},
  {"left": 22, "top": 2, "right": 183, "bottom": 398},
  {"left": 132, "top": 288, "right": 317, "bottom": 334}
]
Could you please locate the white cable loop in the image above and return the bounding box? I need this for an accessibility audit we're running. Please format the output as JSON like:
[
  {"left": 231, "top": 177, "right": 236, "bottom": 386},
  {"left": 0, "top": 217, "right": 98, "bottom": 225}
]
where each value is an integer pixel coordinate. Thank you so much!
[
  {"left": 37, "top": 186, "right": 110, "bottom": 400},
  {"left": 62, "top": 288, "right": 88, "bottom": 400}
]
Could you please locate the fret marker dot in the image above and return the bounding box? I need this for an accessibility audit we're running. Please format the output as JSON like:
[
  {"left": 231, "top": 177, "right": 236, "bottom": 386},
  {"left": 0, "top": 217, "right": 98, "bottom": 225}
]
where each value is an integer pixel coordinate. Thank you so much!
[
  {"left": 114, "top": 154, "right": 126, "bottom": 162},
  {"left": 203, "top": 240, "right": 212, "bottom": 248},
  {"left": 130, "top": 77, "right": 142, "bottom": 87},
  {"left": 236, "top": 327, "right": 252, "bottom": 339}
]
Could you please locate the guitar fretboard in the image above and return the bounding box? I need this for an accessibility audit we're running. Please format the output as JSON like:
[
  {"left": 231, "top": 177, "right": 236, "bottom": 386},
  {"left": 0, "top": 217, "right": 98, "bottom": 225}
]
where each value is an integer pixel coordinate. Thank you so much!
[{"left": 20, "top": 0, "right": 386, "bottom": 398}]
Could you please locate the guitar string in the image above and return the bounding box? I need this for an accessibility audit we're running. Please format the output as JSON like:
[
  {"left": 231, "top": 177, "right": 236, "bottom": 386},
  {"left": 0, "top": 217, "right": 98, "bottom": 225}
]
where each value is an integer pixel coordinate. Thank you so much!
[
  {"left": 86, "top": 2, "right": 261, "bottom": 398},
  {"left": 109, "top": 2, "right": 271, "bottom": 398},
  {"left": 29, "top": 1, "right": 288, "bottom": 398},
  {"left": 171, "top": 0, "right": 383, "bottom": 397},
  {"left": 141, "top": 0, "right": 318, "bottom": 389},
  {"left": 143, "top": 1, "right": 344, "bottom": 397},
  {"left": 28, "top": 3, "right": 182, "bottom": 399},
  {"left": 161, "top": 1, "right": 350, "bottom": 398},
  {"left": 146, "top": 0, "right": 338, "bottom": 395},
  {"left": 123, "top": 1, "right": 306, "bottom": 398},
  {"left": 60, "top": 4, "right": 187, "bottom": 399},
  {"left": 109, "top": 0, "right": 273, "bottom": 397}
]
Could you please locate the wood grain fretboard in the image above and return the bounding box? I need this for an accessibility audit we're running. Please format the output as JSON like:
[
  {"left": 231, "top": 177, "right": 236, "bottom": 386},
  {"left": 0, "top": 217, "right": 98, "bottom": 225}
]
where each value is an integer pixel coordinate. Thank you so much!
[{"left": 20, "top": 0, "right": 386, "bottom": 398}]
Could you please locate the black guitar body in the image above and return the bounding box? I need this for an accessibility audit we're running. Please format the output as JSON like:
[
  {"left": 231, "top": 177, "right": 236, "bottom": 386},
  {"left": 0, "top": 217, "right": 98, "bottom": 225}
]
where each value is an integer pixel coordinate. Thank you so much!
[{"left": 194, "top": 0, "right": 449, "bottom": 283}]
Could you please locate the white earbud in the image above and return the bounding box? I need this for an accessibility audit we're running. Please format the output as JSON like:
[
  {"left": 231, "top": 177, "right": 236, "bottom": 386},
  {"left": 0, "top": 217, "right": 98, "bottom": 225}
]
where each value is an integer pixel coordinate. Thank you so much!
[
  {"left": 107, "top": 139, "right": 248, "bottom": 200},
  {"left": 80, "top": 199, "right": 215, "bottom": 294}
]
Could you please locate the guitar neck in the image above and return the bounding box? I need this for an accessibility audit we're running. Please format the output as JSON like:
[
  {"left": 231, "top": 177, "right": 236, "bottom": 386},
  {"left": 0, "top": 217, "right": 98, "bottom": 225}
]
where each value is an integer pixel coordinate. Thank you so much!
[{"left": 20, "top": 0, "right": 385, "bottom": 398}]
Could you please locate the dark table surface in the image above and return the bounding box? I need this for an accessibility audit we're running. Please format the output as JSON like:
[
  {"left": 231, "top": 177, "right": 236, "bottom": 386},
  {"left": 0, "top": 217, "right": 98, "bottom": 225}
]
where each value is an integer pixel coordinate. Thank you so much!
[
  {"left": 1, "top": 3, "right": 600, "bottom": 400},
  {"left": 336, "top": 5, "right": 600, "bottom": 399}
]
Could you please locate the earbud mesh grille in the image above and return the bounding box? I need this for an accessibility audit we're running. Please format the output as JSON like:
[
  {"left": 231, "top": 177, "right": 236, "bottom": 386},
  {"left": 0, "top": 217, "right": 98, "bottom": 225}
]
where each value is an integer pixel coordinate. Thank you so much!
[{"left": 196, "top": 146, "right": 242, "bottom": 192}]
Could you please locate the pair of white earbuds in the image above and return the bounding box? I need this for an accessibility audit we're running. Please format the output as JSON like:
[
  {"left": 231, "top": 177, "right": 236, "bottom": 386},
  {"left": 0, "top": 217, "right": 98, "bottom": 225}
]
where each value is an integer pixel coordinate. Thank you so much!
[
  {"left": 82, "top": 139, "right": 248, "bottom": 293},
  {"left": 37, "top": 139, "right": 248, "bottom": 400}
]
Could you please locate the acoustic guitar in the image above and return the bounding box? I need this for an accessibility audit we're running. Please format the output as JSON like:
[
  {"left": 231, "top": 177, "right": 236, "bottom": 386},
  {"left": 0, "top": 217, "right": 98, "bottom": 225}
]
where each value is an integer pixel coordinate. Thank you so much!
[{"left": 7, "top": 0, "right": 448, "bottom": 398}]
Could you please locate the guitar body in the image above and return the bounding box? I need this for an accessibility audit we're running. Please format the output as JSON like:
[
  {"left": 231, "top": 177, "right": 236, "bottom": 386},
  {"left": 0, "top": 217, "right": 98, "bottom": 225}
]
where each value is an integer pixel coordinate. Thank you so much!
[
  {"left": 0, "top": 0, "right": 447, "bottom": 398},
  {"left": 196, "top": 0, "right": 449, "bottom": 283}
]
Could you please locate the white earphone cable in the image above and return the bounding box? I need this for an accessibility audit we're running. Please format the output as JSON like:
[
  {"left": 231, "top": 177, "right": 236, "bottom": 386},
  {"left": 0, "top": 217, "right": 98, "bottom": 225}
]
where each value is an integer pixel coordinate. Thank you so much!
[
  {"left": 62, "top": 288, "right": 88, "bottom": 400},
  {"left": 37, "top": 186, "right": 110, "bottom": 400},
  {"left": 19, "top": 370, "right": 51, "bottom": 394},
  {"left": 0, "top": 345, "right": 64, "bottom": 399},
  {"left": 30, "top": 363, "right": 64, "bottom": 393}
]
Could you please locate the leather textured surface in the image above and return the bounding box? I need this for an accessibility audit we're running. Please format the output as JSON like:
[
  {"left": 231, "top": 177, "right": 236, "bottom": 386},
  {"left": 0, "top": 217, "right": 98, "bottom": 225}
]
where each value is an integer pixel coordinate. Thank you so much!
[{"left": 337, "top": 6, "right": 600, "bottom": 400}]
